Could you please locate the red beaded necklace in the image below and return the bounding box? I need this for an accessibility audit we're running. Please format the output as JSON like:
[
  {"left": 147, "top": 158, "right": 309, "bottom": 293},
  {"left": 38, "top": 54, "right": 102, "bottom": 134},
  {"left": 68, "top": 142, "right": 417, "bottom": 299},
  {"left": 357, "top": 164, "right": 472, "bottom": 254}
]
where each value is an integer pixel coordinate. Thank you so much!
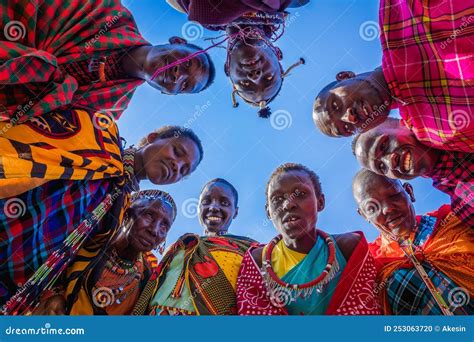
[{"left": 262, "top": 230, "right": 339, "bottom": 306}]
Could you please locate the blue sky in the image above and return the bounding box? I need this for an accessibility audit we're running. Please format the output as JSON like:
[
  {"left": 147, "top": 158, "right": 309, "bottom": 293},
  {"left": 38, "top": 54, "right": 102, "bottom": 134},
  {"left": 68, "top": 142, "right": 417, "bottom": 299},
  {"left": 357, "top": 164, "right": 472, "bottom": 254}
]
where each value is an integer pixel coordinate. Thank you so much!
[{"left": 118, "top": 0, "right": 449, "bottom": 245}]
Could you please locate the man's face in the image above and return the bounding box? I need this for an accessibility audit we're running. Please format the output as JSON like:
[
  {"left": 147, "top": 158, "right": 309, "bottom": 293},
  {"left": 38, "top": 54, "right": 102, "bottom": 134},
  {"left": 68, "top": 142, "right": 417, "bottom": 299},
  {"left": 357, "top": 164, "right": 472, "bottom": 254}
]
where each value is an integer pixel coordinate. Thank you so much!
[
  {"left": 353, "top": 176, "right": 417, "bottom": 239},
  {"left": 198, "top": 182, "right": 238, "bottom": 234},
  {"left": 313, "top": 72, "right": 391, "bottom": 137},
  {"left": 355, "top": 123, "right": 435, "bottom": 180},
  {"left": 267, "top": 170, "right": 323, "bottom": 241},
  {"left": 142, "top": 136, "right": 200, "bottom": 185},
  {"left": 147, "top": 44, "right": 210, "bottom": 95},
  {"left": 228, "top": 40, "right": 282, "bottom": 105},
  {"left": 128, "top": 200, "right": 174, "bottom": 253}
]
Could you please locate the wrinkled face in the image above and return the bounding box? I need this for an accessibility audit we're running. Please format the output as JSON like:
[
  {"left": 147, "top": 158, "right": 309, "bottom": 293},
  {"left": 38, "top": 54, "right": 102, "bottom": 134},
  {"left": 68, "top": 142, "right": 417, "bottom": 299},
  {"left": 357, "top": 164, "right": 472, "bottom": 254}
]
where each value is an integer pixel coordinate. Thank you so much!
[
  {"left": 146, "top": 44, "right": 210, "bottom": 95},
  {"left": 354, "top": 176, "right": 416, "bottom": 240},
  {"left": 354, "top": 124, "right": 435, "bottom": 180},
  {"left": 313, "top": 74, "right": 391, "bottom": 137},
  {"left": 142, "top": 136, "right": 200, "bottom": 185},
  {"left": 199, "top": 182, "right": 238, "bottom": 234},
  {"left": 128, "top": 199, "right": 174, "bottom": 253},
  {"left": 228, "top": 39, "right": 282, "bottom": 105},
  {"left": 267, "top": 170, "right": 323, "bottom": 241}
]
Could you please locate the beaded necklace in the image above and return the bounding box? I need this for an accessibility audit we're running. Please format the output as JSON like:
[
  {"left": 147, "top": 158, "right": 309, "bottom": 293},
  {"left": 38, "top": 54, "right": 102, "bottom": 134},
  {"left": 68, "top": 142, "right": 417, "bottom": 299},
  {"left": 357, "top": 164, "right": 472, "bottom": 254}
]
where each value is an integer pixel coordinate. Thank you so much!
[{"left": 262, "top": 230, "right": 339, "bottom": 304}]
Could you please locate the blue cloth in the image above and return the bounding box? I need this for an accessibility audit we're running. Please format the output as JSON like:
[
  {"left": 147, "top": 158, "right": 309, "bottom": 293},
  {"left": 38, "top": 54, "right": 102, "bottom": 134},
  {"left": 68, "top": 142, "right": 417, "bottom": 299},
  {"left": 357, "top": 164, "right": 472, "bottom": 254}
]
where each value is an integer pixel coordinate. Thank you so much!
[{"left": 282, "top": 234, "right": 346, "bottom": 315}]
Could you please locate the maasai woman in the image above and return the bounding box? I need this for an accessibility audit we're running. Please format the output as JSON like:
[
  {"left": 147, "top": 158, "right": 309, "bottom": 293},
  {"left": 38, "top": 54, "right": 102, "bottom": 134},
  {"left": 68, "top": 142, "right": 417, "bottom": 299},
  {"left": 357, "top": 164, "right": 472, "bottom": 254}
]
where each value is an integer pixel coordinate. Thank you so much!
[
  {"left": 148, "top": 178, "right": 258, "bottom": 315},
  {"left": 33, "top": 190, "right": 177, "bottom": 315},
  {"left": 352, "top": 169, "right": 473, "bottom": 315},
  {"left": 0, "top": 0, "right": 215, "bottom": 123},
  {"left": 167, "top": 0, "right": 307, "bottom": 117},
  {"left": 236, "top": 163, "right": 381, "bottom": 315},
  {"left": 313, "top": 0, "right": 474, "bottom": 153},
  {"left": 0, "top": 109, "right": 203, "bottom": 314}
]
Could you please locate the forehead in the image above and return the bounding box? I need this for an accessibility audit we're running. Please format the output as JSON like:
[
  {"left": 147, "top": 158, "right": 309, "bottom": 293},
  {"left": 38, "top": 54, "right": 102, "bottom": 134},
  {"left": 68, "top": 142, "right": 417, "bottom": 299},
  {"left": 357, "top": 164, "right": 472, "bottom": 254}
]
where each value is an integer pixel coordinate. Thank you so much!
[
  {"left": 135, "top": 199, "right": 174, "bottom": 217},
  {"left": 269, "top": 170, "right": 313, "bottom": 193},
  {"left": 354, "top": 175, "right": 401, "bottom": 201},
  {"left": 201, "top": 182, "right": 234, "bottom": 199}
]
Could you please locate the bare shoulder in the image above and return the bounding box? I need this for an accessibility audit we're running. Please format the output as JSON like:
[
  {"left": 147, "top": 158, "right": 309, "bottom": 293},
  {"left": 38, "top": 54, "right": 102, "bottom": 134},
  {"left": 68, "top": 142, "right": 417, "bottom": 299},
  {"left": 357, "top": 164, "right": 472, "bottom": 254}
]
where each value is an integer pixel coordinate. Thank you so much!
[
  {"left": 333, "top": 232, "right": 361, "bottom": 261},
  {"left": 250, "top": 246, "right": 264, "bottom": 268}
]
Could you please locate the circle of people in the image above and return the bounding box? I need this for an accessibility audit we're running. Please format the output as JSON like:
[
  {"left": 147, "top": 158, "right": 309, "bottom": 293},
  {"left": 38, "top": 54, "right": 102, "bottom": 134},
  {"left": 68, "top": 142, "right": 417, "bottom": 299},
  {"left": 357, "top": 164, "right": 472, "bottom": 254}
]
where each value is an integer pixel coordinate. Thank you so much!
[{"left": 0, "top": 0, "right": 472, "bottom": 316}]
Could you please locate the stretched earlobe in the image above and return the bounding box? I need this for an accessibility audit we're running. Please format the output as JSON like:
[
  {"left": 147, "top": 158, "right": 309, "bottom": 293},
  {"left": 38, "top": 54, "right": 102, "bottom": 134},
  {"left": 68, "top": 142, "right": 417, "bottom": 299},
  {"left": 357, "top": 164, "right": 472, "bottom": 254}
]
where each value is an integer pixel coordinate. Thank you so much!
[
  {"left": 169, "top": 36, "right": 187, "bottom": 45},
  {"left": 146, "top": 132, "right": 159, "bottom": 145},
  {"left": 402, "top": 183, "right": 416, "bottom": 203},
  {"left": 336, "top": 71, "right": 356, "bottom": 81}
]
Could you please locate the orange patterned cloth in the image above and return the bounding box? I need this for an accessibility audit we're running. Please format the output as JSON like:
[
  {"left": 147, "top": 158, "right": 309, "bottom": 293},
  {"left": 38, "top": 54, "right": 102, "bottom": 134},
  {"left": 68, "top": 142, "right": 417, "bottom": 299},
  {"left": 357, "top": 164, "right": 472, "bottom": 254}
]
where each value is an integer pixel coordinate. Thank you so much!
[{"left": 370, "top": 205, "right": 474, "bottom": 314}]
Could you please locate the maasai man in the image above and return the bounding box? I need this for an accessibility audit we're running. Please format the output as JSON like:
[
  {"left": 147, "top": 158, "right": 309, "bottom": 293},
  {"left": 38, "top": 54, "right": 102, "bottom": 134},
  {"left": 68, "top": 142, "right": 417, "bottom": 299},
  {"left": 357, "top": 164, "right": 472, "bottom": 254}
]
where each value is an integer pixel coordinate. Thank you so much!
[
  {"left": 352, "top": 169, "right": 473, "bottom": 315},
  {"left": 32, "top": 190, "right": 177, "bottom": 316},
  {"left": 167, "top": 0, "right": 307, "bottom": 117},
  {"left": 313, "top": 0, "right": 474, "bottom": 153},
  {"left": 352, "top": 118, "right": 473, "bottom": 227},
  {"left": 0, "top": 0, "right": 215, "bottom": 123},
  {"left": 0, "top": 108, "right": 203, "bottom": 314},
  {"left": 148, "top": 178, "right": 258, "bottom": 315},
  {"left": 236, "top": 163, "right": 381, "bottom": 315}
]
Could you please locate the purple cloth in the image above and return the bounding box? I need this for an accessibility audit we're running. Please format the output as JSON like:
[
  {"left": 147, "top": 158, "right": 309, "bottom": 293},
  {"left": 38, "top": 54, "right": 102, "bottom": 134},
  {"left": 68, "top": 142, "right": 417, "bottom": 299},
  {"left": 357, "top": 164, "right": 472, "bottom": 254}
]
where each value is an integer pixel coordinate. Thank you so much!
[{"left": 178, "top": 0, "right": 293, "bottom": 26}]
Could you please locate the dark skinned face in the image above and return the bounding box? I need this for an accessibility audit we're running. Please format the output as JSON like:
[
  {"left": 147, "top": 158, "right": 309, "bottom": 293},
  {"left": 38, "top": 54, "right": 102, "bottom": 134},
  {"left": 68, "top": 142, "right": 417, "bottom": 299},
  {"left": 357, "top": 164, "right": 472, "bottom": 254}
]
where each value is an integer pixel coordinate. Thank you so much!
[
  {"left": 142, "top": 136, "right": 200, "bottom": 185},
  {"left": 128, "top": 199, "right": 174, "bottom": 253},
  {"left": 228, "top": 39, "right": 282, "bottom": 104},
  {"left": 199, "top": 182, "right": 238, "bottom": 234},
  {"left": 355, "top": 123, "right": 437, "bottom": 180},
  {"left": 267, "top": 170, "right": 324, "bottom": 243},
  {"left": 144, "top": 44, "right": 210, "bottom": 95},
  {"left": 313, "top": 71, "right": 391, "bottom": 137},
  {"left": 353, "top": 176, "right": 417, "bottom": 240}
]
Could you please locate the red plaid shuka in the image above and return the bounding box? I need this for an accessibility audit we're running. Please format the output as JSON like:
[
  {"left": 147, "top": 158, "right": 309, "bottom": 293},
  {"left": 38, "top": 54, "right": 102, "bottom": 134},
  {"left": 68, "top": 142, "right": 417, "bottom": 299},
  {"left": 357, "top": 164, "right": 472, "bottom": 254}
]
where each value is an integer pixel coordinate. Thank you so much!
[
  {"left": 0, "top": 0, "right": 149, "bottom": 123},
  {"left": 425, "top": 151, "right": 473, "bottom": 227},
  {"left": 380, "top": 0, "right": 474, "bottom": 153}
]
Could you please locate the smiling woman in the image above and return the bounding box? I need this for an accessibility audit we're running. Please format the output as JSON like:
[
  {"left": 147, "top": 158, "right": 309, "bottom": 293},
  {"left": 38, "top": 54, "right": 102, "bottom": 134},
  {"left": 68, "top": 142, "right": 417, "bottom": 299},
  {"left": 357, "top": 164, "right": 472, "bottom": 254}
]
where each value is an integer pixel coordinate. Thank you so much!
[{"left": 147, "top": 178, "right": 257, "bottom": 315}]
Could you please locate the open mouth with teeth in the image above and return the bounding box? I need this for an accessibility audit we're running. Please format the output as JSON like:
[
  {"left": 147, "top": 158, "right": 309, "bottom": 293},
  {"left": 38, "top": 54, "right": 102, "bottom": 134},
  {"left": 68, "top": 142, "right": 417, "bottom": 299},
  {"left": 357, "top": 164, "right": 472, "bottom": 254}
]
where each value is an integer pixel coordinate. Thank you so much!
[
  {"left": 400, "top": 150, "right": 413, "bottom": 174},
  {"left": 283, "top": 215, "right": 301, "bottom": 225}
]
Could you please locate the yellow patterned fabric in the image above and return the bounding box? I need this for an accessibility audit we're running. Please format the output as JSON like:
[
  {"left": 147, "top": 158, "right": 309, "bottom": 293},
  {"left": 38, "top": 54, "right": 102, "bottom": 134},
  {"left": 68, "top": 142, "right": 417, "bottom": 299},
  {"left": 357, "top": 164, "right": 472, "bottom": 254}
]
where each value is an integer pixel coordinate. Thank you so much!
[
  {"left": 210, "top": 250, "right": 244, "bottom": 291},
  {"left": 0, "top": 109, "right": 123, "bottom": 198},
  {"left": 262, "top": 240, "right": 307, "bottom": 278}
]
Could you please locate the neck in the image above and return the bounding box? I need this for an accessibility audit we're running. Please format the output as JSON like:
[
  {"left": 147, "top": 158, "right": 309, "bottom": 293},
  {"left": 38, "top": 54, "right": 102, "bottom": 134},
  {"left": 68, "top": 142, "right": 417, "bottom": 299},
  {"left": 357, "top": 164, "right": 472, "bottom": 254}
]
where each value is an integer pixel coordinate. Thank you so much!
[
  {"left": 122, "top": 45, "right": 154, "bottom": 80},
  {"left": 133, "top": 149, "right": 147, "bottom": 181},
  {"left": 113, "top": 236, "right": 140, "bottom": 263},
  {"left": 282, "top": 229, "right": 317, "bottom": 254}
]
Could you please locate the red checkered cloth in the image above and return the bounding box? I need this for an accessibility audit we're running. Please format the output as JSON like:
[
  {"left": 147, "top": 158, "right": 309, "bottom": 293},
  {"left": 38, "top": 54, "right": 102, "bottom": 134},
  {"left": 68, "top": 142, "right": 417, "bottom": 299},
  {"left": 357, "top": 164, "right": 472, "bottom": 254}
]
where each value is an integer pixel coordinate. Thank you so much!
[
  {"left": 380, "top": 0, "right": 474, "bottom": 153},
  {"left": 0, "top": 0, "right": 149, "bottom": 123},
  {"left": 425, "top": 151, "right": 473, "bottom": 227}
]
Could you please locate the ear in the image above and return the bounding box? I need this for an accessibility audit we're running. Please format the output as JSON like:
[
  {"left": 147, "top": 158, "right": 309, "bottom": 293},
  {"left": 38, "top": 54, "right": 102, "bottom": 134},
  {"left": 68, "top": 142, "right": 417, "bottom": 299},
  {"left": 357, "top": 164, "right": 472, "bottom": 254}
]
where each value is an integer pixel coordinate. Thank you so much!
[
  {"left": 357, "top": 207, "right": 371, "bottom": 223},
  {"left": 146, "top": 132, "right": 159, "bottom": 145},
  {"left": 169, "top": 36, "right": 188, "bottom": 45},
  {"left": 336, "top": 71, "right": 356, "bottom": 81},
  {"left": 402, "top": 182, "right": 416, "bottom": 203},
  {"left": 317, "top": 193, "right": 326, "bottom": 212},
  {"left": 233, "top": 206, "right": 239, "bottom": 219},
  {"left": 265, "top": 203, "right": 271, "bottom": 219},
  {"left": 224, "top": 63, "right": 230, "bottom": 77}
]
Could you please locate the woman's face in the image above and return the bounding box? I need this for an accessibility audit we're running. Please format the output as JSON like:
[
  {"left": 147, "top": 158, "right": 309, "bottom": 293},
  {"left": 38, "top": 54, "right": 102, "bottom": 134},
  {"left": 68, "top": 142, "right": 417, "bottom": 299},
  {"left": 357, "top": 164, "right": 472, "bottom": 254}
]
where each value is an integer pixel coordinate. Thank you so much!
[
  {"left": 228, "top": 39, "right": 282, "bottom": 105},
  {"left": 266, "top": 170, "right": 324, "bottom": 242},
  {"left": 127, "top": 199, "right": 174, "bottom": 253}
]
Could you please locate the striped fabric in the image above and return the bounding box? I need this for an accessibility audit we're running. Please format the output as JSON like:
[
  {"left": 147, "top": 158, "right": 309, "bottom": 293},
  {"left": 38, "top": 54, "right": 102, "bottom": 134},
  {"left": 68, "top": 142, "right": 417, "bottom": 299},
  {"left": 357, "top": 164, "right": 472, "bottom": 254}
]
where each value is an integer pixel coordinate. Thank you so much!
[
  {"left": 426, "top": 151, "right": 473, "bottom": 227},
  {"left": 387, "top": 216, "right": 473, "bottom": 315},
  {"left": 0, "top": 0, "right": 149, "bottom": 123},
  {"left": 0, "top": 178, "right": 113, "bottom": 306},
  {"left": 380, "top": 0, "right": 474, "bottom": 153}
]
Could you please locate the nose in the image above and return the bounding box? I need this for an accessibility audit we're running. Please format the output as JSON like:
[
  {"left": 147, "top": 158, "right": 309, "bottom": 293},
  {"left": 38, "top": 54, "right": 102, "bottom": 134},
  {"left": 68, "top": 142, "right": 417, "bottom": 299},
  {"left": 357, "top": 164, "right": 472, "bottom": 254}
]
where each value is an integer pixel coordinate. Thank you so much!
[
  {"left": 247, "top": 69, "right": 262, "bottom": 81},
  {"left": 381, "top": 202, "right": 394, "bottom": 216},
  {"left": 341, "top": 108, "right": 358, "bottom": 124},
  {"left": 283, "top": 197, "right": 296, "bottom": 211},
  {"left": 208, "top": 202, "right": 219, "bottom": 212}
]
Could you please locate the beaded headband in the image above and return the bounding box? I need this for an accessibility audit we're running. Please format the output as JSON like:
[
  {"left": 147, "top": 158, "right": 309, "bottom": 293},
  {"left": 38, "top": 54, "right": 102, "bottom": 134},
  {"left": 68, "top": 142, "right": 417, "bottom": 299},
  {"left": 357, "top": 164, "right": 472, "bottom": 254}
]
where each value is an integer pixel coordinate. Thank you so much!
[{"left": 131, "top": 190, "right": 177, "bottom": 221}]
